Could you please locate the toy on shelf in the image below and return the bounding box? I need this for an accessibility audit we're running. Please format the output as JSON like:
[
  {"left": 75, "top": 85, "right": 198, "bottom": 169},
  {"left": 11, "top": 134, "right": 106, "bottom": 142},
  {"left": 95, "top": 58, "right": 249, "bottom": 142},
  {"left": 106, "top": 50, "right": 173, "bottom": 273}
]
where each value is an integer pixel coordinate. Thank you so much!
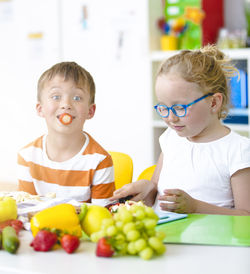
[
  {"left": 157, "top": 16, "right": 187, "bottom": 50},
  {"left": 157, "top": 0, "right": 205, "bottom": 51}
]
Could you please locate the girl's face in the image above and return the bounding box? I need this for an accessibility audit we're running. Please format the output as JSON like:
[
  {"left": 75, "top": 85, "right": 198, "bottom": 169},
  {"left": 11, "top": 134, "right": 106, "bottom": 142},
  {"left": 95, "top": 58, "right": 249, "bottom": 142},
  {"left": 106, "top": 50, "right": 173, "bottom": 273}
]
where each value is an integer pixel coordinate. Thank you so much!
[
  {"left": 155, "top": 74, "right": 216, "bottom": 142},
  {"left": 36, "top": 75, "right": 95, "bottom": 135}
]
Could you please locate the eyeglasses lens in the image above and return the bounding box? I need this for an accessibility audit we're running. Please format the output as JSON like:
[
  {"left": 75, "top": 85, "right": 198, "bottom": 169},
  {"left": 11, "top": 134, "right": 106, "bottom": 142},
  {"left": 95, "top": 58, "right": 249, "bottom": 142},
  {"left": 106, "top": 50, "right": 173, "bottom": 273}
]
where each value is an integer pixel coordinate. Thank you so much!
[
  {"left": 172, "top": 105, "right": 186, "bottom": 117},
  {"left": 156, "top": 105, "right": 186, "bottom": 117},
  {"left": 157, "top": 106, "right": 169, "bottom": 117}
]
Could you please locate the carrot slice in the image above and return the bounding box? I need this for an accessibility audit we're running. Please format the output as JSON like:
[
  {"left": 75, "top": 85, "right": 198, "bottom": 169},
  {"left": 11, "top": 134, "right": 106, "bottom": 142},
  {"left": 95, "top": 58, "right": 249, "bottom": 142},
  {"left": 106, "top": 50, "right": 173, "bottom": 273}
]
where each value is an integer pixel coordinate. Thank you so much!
[{"left": 59, "top": 113, "right": 73, "bottom": 125}]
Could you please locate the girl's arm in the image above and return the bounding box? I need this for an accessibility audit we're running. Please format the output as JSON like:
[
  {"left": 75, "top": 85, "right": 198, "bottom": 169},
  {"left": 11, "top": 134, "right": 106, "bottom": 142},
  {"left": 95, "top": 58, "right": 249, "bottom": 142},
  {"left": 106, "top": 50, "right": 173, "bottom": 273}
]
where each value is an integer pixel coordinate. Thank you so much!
[
  {"left": 110, "top": 153, "right": 164, "bottom": 206},
  {"left": 230, "top": 167, "right": 250, "bottom": 214},
  {"left": 151, "top": 153, "right": 163, "bottom": 185},
  {"left": 158, "top": 167, "right": 250, "bottom": 216},
  {"left": 143, "top": 153, "right": 163, "bottom": 206}
]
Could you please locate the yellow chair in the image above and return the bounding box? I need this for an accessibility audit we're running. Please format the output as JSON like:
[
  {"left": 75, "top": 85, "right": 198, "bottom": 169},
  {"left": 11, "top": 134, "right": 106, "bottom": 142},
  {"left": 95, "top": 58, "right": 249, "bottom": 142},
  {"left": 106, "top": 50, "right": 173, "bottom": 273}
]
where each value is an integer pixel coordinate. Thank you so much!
[
  {"left": 137, "top": 165, "right": 156, "bottom": 181},
  {"left": 109, "top": 151, "right": 133, "bottom": 190}
]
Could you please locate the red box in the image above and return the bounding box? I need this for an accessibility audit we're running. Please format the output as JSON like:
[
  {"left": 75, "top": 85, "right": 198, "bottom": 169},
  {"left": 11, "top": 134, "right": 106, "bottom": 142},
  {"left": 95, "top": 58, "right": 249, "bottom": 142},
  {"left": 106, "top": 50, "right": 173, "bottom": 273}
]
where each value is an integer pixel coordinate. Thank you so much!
[{"left": 202, "top": 0, "right": 224, "bottom": 45}]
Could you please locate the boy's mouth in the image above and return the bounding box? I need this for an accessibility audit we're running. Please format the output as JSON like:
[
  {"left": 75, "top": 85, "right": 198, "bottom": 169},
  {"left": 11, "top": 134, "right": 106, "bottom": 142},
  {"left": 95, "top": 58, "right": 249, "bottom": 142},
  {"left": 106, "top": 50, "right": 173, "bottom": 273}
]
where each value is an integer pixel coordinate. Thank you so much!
[{"left": 57, "top": 113, "right": 75, "bottom": 125}]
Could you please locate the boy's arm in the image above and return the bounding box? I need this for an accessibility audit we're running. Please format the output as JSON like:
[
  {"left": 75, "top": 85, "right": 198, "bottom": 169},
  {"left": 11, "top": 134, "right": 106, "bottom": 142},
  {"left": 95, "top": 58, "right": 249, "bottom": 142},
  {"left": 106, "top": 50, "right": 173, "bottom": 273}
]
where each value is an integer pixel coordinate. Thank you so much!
[
  {"left": 17, "top": 153, "right": 37, "bottom": 195},
  {"left": 91, "top": 154, "right": 115, "bottom": 206}
]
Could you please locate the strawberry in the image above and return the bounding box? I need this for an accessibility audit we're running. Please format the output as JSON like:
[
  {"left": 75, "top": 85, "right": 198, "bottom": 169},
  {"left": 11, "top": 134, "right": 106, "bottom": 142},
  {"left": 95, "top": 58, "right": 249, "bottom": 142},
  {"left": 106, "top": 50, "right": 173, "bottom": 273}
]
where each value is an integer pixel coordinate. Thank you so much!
[
  {"left": 0, "top": 219, "right": 23, "bottom": 234},
  {"left": 10, "top": 220, "right": 23, "bottom": 234},
  {"left": 61, "top": 234, "right": 80, "bottom": 254},
  {"left": 0, "top": 220, "right": 13, "bottom": 231},
  {"left": 30, "top": 230, "right": 58, "bottom": 252},
  {"left": 96, "top": 237, "right": 114, "bottom": 257}
]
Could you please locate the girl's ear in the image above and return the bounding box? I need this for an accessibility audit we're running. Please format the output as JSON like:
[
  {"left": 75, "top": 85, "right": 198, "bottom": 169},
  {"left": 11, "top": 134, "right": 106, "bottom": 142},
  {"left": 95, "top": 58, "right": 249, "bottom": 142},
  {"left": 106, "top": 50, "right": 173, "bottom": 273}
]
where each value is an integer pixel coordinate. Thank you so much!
[
  {"left": 36, "top": 102, "right": 45, "bottom": 117},
  {"left": 210, "top": 93, "right": 223, "bottom": 113},
  {"left": 87, "top": 103, "right": 96, "bottom": 119}
]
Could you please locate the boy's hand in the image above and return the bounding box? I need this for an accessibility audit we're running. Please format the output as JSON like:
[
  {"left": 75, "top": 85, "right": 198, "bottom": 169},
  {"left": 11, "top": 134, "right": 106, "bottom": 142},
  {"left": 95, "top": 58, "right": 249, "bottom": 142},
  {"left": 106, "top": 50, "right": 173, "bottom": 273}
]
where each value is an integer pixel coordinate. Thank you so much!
[{"left": 158, "top": 189, "right": 197, "bottom": 213}]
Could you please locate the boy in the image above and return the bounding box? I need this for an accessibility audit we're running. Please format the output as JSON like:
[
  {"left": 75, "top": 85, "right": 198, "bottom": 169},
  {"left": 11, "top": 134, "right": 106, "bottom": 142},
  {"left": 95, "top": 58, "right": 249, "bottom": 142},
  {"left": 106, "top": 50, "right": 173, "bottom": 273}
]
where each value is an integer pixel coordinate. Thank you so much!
[{"left": 18, "top": 62, "right": 115, "bottom": 206}]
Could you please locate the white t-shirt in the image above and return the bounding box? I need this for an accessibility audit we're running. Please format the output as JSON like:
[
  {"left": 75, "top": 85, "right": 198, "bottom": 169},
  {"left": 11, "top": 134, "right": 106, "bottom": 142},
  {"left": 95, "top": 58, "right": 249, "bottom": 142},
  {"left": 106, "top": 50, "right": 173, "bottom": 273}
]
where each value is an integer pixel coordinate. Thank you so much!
[{"left": 154, "top": 128, "right": 250, "bottom": 211}]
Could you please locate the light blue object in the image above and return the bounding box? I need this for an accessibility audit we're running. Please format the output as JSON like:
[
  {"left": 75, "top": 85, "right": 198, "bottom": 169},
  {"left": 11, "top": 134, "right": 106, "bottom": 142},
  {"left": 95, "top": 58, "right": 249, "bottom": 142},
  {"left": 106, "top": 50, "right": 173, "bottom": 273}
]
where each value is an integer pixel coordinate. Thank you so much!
[
  {"left": 230, "top": 69, "right": 248, "bottom": 108},
  {"left": 157, "top": 211, "right": 187, "bottom": 224}
]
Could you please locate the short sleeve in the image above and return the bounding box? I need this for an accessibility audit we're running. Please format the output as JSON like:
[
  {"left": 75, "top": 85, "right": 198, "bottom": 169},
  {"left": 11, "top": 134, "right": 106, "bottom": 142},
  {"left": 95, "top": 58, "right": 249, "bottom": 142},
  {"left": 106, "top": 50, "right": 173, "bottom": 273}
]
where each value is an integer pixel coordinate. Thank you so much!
[{"left": 229, "top": 134, "right": 250, "bottom": 176}]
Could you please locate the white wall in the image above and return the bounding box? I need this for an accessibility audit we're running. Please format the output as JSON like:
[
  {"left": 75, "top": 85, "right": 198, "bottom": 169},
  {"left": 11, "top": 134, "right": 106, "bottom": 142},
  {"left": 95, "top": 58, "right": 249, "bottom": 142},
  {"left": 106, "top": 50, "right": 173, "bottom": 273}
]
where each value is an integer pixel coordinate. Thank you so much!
[
  {"left": 62, "top": 0, "right": 153, "bottom": 181},
  {"left": 0, "top": 0, "right": 153, "bottom": 185},
  {"left": 0, "top": 0, "right": 61, "bottom": 185},
  {"left": 224, "top": 0, "right": 246, "bottom": 30}
]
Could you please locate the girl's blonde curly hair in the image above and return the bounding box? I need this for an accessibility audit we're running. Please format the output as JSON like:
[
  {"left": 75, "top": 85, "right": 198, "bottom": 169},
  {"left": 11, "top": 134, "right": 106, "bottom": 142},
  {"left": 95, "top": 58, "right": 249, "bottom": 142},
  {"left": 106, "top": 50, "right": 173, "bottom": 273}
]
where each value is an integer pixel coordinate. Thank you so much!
[{"left": 157, "top": 44, "right": 239, "bottom": 119}]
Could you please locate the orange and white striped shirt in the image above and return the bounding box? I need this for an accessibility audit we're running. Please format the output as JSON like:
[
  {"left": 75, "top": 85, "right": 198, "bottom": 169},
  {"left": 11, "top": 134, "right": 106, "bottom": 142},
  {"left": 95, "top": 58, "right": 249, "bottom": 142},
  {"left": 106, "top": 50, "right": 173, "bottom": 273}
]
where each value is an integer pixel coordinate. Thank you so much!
[{"left": 17, "top": 132, "right": 115, "bottom": 206}]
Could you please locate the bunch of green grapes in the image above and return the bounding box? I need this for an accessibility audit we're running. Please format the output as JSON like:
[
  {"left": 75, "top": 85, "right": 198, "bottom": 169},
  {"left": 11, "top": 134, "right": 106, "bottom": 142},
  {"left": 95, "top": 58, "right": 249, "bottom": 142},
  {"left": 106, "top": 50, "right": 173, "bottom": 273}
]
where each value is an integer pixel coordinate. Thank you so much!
[{"left": 90, "top": 202, "right": 166, "bottom": 260}]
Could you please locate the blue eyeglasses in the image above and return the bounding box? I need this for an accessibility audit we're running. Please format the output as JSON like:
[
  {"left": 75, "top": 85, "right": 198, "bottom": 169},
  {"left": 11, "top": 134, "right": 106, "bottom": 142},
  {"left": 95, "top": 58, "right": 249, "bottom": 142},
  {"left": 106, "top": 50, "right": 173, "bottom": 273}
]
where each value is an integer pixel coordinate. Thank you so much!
[{"left": 154, "top": 93, "right": 214, "bottom": 118}]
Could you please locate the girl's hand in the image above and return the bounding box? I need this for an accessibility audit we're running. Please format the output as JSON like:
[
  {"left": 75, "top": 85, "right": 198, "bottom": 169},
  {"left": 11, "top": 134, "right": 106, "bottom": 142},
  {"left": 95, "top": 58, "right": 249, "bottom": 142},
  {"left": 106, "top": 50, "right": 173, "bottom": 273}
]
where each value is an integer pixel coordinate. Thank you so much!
[
  {"left": 110, "top": 180, "right": 157, "bottom": 206},
  {"left": 158, "top": 189, "right": 197, "bottom": 213}
]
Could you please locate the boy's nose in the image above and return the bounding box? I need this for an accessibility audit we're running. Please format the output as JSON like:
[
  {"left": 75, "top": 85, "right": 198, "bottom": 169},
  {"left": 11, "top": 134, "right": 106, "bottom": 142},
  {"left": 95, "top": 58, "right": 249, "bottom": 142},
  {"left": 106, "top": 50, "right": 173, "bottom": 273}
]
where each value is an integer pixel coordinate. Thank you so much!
[{"left": 61, "top": 97, "right": 72, "bottom": 109}]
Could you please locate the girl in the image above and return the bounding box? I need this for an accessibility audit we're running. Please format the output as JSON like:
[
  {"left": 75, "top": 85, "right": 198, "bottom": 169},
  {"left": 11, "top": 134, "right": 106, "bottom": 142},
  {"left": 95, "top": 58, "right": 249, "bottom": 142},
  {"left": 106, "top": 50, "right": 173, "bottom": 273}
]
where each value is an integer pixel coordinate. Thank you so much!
[{"left": 111, "top": 45, "right": 250, "bottom": 215}]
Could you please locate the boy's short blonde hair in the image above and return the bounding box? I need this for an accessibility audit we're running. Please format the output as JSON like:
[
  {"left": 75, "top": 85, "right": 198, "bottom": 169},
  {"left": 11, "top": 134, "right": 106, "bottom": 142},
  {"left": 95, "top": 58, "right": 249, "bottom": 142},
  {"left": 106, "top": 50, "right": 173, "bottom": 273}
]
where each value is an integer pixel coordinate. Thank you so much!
[
  {"left": 157, "top": 44, "right": 239, "bottom": 119},
  {"left": 37, "top": 62, "right": 95, "bottom": 104}
]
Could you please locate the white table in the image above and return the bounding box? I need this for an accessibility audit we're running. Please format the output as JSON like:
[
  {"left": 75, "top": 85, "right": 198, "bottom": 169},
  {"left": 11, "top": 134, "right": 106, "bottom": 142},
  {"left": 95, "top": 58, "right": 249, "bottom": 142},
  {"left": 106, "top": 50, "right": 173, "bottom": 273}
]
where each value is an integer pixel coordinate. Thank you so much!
[{"left": 0, "top": 230, "right": 249, "bottom": 274}]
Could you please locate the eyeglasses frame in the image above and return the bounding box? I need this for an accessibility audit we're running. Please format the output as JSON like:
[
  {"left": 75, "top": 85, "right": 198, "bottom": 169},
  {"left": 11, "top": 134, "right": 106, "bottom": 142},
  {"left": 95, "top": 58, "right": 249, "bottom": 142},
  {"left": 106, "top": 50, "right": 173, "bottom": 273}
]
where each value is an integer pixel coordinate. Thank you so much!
[{"left": 154, "top": 92, "right": 214, "bottom": 118}]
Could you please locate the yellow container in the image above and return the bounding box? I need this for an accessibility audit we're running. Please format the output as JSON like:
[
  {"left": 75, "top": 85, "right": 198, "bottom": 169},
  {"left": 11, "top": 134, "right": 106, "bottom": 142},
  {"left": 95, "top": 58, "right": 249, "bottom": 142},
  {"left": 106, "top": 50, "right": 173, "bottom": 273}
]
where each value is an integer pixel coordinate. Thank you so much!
[{"left": 160, "top": 35, "right": 178, "bottom": 51}]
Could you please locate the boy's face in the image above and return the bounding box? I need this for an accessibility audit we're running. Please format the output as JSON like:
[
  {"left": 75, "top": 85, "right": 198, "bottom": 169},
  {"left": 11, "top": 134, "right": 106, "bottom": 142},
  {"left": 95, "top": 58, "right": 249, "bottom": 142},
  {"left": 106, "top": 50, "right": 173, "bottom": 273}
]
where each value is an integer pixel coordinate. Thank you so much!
[{"left": 36, "top": 75, "right": 95, "bottom": 135}]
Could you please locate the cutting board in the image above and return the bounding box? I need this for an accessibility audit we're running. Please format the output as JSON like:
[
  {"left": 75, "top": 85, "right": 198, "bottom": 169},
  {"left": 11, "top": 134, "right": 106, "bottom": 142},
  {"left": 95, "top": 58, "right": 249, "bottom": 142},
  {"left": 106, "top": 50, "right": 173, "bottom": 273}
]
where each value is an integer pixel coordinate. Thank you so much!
[{"left": 156, "top": 214, "right": 250, "bottom": 247}]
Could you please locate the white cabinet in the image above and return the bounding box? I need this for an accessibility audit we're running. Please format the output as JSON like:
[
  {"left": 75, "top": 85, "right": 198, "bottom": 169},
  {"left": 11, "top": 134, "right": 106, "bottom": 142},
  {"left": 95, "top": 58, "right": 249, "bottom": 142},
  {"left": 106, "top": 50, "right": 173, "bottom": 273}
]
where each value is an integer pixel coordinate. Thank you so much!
[{"left": 0, "top": 0, "right": 152, "bottom": 182}]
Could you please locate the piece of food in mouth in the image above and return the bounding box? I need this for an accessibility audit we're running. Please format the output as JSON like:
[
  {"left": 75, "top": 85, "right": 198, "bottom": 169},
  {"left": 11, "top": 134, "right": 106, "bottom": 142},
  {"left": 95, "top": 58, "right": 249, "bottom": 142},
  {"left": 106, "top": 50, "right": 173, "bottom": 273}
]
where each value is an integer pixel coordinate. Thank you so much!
[{"left": 59, "top": 113, "right": 73, "bottom": 125}]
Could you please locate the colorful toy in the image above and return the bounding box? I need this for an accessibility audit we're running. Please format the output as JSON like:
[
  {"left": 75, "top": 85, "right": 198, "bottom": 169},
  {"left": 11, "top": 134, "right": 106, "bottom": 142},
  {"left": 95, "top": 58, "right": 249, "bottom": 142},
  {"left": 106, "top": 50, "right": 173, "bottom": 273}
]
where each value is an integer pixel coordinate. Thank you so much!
[{"left": 157, "top": 0, "right": 205, "bottom": 50}]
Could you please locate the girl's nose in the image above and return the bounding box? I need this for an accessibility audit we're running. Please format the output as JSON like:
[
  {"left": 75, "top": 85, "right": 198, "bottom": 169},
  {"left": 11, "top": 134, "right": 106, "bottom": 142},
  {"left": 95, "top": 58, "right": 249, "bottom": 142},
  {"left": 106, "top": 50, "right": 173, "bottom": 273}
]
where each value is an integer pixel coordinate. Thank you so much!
[{"left": 165, "top": 109, "right": 179, "bottom": 123}]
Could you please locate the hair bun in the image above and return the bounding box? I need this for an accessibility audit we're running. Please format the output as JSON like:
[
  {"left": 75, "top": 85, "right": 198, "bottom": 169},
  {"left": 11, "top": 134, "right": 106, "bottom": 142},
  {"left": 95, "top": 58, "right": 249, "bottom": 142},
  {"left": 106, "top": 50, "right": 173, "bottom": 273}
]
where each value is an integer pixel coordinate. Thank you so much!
[{"left": 200, "top": 44, "right": 225, "bottom": 61}]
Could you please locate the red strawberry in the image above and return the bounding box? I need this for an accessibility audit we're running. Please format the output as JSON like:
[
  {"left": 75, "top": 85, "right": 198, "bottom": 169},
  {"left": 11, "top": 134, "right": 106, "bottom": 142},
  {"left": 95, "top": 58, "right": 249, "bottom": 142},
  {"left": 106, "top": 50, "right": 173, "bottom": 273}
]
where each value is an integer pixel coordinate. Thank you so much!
[
  {"left": 30, "top": 230, "right": 58, "bottom": 252},
  {"left": 0, "top": 220, "right": 13, "bottom": 231},
  {"left": 96, "top": 237, "right": 114, "bottom": 257},
  {"left": 11, "top": 220, "right": 23, "bottom": 234},
  {"left": 0, "top": 219, "right": 23, "bottom": 234},
  {"left": 61, "top": 234, "right": 80, "bottom": 254}
]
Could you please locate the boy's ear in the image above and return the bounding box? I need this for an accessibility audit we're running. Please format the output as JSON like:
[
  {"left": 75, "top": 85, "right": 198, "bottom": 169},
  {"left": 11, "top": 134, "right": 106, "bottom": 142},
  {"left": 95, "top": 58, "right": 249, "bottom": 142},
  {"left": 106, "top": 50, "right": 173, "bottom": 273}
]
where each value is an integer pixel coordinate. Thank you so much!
[
  {"left": 87, "top": 103, "right": 96, "bottom": 119},
  {"left": 210, "top": 93, "right": 223, "bottom": 113},
  {"left": 36, "top": 102, "right": 45, "bottom": 118}
]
